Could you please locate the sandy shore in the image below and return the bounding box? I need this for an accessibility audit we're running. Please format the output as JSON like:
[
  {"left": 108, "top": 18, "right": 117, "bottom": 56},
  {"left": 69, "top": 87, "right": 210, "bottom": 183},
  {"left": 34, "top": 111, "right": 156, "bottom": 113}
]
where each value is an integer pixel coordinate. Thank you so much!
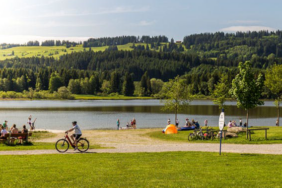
[{"left": 0, "top": 129, "right": 281, "bottom": 155}]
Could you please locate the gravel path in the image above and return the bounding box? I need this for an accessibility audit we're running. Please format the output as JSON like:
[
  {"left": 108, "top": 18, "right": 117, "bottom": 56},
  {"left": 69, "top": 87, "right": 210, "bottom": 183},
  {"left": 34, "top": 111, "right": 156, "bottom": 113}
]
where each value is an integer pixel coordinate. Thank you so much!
[{"left": 1, "top": 129, "right": 282, "bottom": 155}]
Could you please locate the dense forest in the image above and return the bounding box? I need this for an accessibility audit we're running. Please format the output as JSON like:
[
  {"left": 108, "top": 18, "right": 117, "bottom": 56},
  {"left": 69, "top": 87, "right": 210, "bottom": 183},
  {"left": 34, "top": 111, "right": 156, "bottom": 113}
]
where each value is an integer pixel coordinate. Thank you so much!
[
  {"left": 0, "top": 30, "right": 281, "bottom": 99},
  {"left": 82, "top": 35, "right": 168, "bottom": 47}
]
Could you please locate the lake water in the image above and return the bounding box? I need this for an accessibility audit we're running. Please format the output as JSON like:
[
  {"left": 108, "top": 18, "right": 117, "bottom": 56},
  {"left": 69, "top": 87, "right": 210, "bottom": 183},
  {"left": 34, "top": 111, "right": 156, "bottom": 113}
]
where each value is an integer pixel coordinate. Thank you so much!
[{"left": 0, "top": 100, "right": 279, "bottom": 130}]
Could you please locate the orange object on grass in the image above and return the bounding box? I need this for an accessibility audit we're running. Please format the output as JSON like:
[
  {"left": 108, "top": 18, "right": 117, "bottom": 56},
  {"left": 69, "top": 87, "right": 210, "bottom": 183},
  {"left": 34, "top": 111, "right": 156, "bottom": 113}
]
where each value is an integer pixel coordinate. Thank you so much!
[{"left": 165, "top": 124, "right": 178, "bottom": 134}]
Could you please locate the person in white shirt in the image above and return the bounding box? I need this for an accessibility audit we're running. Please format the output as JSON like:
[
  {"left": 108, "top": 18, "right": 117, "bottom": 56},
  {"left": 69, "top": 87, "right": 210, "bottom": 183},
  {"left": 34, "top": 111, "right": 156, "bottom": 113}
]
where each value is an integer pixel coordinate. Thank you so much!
[
  {"left": 1, "top": 128, "right": 8, "bottom": 137},
  {"left": 66, "top": 121, "right": 82, "bottom": 150}
]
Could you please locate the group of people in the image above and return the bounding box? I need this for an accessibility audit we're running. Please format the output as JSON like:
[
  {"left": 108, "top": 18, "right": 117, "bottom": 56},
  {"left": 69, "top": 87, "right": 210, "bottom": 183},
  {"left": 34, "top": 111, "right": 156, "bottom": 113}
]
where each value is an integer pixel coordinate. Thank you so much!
[
  {"left": 0, "top": 115, "right": 37, "bottom": 144},
  {"left": 168, "top": 118, "right": 208, "bottom": 128},
  {"left": 117, "top": 118, "right": 137, "bottom": 130},
  {"left": 227, "top": 118, "right": 247, "bottom": 128}
]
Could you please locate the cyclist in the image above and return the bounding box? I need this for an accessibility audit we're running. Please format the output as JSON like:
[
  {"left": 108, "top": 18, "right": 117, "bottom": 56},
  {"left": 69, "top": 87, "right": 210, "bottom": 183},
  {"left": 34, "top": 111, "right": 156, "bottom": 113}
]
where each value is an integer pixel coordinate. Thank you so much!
[{"left": 65, "top": 121, "right": 82, "bottom": 150}]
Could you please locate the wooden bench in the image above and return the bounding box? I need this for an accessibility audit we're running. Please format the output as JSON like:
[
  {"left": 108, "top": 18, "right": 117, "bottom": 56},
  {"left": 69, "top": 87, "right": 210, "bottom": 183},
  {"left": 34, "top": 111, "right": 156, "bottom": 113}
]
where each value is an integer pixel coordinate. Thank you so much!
[
  {"left": 246, "top": 128, "right": 269, "bottom": 141},
  {"left": 1, "top": 133, "right": 32, "bottom": 144}
]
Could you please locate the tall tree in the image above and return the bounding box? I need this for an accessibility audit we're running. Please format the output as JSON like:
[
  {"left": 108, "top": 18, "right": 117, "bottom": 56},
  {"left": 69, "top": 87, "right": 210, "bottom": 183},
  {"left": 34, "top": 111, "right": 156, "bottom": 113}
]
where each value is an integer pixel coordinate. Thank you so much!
[
  {"left": 161, "top": 76, "right": 192, "bottom": 124},
  {"left": 110, "top": 71, "right": 120, "bottom": 93},
  {"left": 264, "top": 64, "right": 282, "bottom": 126},
  {"left": 49, "top": 73, "right": 63, "bottom": 92},
  {"left": 212, "top": 74, "right": 229, "bottom": 110},
  {"left": 229, "top": 62, "right": 264, "bottom": 138},
  {"left": 123, "top": 72, "right": 135, "bottom": 96}
]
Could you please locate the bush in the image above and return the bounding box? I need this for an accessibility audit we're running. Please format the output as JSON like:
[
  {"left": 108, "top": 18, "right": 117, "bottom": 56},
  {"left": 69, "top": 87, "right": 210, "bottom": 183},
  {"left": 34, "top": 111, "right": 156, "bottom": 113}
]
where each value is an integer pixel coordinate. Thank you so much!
[{"left": 57, "top": 87, "right": 74, "bottom": 99}]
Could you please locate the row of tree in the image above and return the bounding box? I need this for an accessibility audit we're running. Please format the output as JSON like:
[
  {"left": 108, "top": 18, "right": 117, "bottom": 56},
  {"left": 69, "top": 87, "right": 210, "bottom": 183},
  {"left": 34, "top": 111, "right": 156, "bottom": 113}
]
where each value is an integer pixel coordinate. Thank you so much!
[
  {"left": 26, "top": 40, "right": 81, "bottom": 47},
  {"left": 83, "top": 35, "right": 168, "bottom": 47}
]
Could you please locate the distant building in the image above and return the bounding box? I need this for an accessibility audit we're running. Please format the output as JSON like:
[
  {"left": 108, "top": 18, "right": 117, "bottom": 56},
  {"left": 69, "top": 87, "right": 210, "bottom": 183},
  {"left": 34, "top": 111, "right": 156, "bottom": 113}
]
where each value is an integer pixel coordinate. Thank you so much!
[{"left": 176, "top": 41, "right": 182, "bottom": 44}]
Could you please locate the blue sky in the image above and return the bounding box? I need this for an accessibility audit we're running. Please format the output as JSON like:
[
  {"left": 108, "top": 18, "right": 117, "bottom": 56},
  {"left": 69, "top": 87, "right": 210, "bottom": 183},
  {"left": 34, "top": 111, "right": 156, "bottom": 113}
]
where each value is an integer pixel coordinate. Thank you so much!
[{"left": 0, "top": 0, "right": 281, "bottom": 43}]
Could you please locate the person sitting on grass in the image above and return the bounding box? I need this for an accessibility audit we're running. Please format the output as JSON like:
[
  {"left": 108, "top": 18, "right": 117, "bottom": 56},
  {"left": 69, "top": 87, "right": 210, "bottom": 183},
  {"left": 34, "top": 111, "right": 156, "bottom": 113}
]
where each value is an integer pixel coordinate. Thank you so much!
[
  {"left": 65, "top": 121, "right": 82, "bottom": 151},
  {"left": 228, "top": 121, "right": 233, "bottom": 128},
  {"left": 195, "top": 121, "right": 200, "bottom": 129},
  {"left": 18, "top": 125, "right": 28, "bottom": 144}
]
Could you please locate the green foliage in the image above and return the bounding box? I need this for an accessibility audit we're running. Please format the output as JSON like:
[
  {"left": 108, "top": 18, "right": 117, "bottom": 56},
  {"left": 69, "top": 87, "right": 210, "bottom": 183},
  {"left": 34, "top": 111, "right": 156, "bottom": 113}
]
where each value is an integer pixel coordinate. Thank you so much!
[
  {"left": 265, "top": 64, "right": 282, "bottom": 125},
  {"left": 48, "top": 73, "right": 63, "bottom": 92},
  {"left": 140, "top": 71, "right": 152, "bottom": 96},
  {"left": 161, "top": 76, "right": 192, "bottom": 122},
  {"left": 265, "top": 64, "right": 282, "bottom": 96},
  {"left": 110, "top": 71, "right": 120, "bottom": 93},
  {"left": 229, "top": 62, "right": 264, "bottom": 131},
  {"left": 230, "top": 62, "right": 264, "bottom": 110},
  {"left": 101, "top": 80, "right": 111, "bottom": 94},
  {"left": 122, "top": 72, "right": 135, "bottom": 96},
  {"left": 212, "top": 74, "right": 229, "bottom": 109},
  {"left": 150, "top": 78, "right": 164, "bottom": 94},
  {"left": 57, "top": 86, "right": 73, "bottom": 99}
]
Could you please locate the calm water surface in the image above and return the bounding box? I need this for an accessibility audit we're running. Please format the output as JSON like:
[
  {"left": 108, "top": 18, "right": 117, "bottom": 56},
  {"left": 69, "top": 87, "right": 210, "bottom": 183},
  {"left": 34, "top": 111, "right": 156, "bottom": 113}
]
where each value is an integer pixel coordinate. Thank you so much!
[{"left": 0, "top": 100, "right": 278, "bottom": 130}]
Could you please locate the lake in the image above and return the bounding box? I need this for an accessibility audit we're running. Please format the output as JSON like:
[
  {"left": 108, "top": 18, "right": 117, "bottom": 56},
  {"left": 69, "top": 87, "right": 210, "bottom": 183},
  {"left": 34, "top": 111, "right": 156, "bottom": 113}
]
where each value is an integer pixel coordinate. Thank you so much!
[{"left": 0, "top": 100, "right": 279, "bottom": 130}]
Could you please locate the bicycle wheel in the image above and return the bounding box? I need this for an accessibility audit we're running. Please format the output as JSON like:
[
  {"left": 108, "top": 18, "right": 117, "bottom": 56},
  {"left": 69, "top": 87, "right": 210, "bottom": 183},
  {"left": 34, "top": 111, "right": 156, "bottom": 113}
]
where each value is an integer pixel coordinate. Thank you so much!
[
  {"left": 188, "top": 133, "right": 195, "bottom": 141},
  {"left": 77, "top": 138, "right": 89, "bottom": 152},
  {"left": 198, "top": 132, "right": 204, "bottom": 140},
  {"left": 55, "top": 139, "right": 69, "bottom": 153}
]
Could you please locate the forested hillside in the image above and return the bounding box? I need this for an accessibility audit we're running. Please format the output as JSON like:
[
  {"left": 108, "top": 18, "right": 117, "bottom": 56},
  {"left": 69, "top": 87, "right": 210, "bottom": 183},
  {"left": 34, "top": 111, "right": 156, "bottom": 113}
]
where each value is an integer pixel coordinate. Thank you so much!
[{"left": 0, "top": 30, "right": 281, "bottom": 99}]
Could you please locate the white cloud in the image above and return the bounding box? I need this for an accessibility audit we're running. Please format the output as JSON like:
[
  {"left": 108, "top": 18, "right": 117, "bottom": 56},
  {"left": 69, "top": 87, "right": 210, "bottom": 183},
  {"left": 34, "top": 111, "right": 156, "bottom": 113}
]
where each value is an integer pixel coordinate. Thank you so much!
[
  {"left": 135, "top": 20, "right": 156, "bottom": 26},
  {"left": 0, "top": 35, "right": 89, "bottom": 44},
  {"left": 39, "top": 6, "right": 150, "bottom": 18},
  {"left": 230, "top": 20, "right": 261, "bottom": 24},
  {"left": 15, "top": 0, "right": 63, "bottom": 11},
  {"left": 220, "top": 26, "right": 276, "bottom": 32},
  {"left": 97, "top": 6, "right": 150, "bottom": 15}
]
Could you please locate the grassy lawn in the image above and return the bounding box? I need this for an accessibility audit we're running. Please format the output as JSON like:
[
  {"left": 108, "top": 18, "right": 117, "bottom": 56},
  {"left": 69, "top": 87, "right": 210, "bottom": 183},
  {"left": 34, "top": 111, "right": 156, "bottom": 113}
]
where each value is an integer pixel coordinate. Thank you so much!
[
  {"left": 147, "top": 126, "right": 282, "bottom": 144},
  {"left": 73, "top": 94, "right": 153, "bottom": 100},
  {"left": 0, "top": 152, "right": 281, "bottom": 187},
  {"left": 0, "top": 131, "right": 101, "bottom": 150}
]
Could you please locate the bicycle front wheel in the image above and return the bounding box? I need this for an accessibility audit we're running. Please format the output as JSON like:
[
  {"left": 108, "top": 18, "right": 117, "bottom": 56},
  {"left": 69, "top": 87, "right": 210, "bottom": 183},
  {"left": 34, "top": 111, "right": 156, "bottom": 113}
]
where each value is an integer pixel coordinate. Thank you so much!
[
  {"left": 55, "top": 139, "right": 69, "bottom": 153},
  {"left": 188, "top": 133, "right": 195, "bottom": 141},
  {"left": 77, "top": 138, "right": 89, "bottom": 152}
]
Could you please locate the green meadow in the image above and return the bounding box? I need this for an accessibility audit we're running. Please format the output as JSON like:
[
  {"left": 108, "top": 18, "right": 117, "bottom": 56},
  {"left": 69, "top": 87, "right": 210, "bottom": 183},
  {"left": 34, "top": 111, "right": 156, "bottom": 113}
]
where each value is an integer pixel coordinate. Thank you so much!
[
  {"left": 0, "top": 152, "right": 281, "bottom": 187},
  {"left": 0, "top": 43, "right": 140, "bottom": 60},
  {"left": 0, "top": 42, "right": 188, "bottom": 61}
]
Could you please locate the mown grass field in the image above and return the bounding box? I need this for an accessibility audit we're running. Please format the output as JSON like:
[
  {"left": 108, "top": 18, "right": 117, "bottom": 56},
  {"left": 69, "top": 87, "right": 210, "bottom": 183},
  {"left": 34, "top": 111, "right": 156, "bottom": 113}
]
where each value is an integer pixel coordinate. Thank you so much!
[
  {"left": 148, "top": 126, "right": 282, "bottom": 144},
  {"left": 0, "top": 42, "right": 188, "bottom": 60},
  {"left": 0, "top": 43, "right": 140, "bottom": 60},
  {"left": 0, "top": 152, "right": 281, "bottom": 187}
]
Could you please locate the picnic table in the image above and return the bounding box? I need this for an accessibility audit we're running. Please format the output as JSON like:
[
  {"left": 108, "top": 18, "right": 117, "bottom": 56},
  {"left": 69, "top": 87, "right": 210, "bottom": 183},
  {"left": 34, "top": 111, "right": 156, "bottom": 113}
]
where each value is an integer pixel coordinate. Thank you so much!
[
  {"left": 246, "top": 128, "right": 269, "bottom": 141},
  {"left": 1, "top": 133, "right": 32, "bottom": 144}
]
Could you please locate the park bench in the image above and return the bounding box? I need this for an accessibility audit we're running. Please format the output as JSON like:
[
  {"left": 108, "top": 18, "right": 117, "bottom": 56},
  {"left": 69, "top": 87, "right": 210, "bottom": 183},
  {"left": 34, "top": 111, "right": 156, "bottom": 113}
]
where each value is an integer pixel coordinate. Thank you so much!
[
  {"left": 246, "top": 128, "right": 269, "bottom": 141},
  {"left": 0, "top": 133, "right": 32, "bottom": 144}
]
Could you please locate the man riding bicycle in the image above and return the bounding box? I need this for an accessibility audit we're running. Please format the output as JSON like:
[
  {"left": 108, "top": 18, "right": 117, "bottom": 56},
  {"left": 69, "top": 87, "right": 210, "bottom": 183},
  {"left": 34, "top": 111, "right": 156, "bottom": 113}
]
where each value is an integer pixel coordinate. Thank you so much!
[{"left": 65, "top": 121, "right": 82, "bottom": 150}]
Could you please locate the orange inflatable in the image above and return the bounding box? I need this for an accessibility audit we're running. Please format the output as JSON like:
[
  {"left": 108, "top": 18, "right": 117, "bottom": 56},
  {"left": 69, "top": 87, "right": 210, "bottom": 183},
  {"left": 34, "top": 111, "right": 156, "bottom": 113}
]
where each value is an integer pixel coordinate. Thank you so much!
[{"left": 164, "top": 124, "right": 178, "bottom": 134}]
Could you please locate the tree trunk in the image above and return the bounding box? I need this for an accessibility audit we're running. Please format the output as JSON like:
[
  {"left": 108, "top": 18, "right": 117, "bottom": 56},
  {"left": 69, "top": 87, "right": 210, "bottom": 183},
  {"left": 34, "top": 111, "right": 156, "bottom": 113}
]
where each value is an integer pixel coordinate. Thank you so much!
[
  {"left": 278, "top": 102, "right": 280, "bottom": 126},
  {"left": 246, "top": 109, "right": 249, "bottom": 139}
]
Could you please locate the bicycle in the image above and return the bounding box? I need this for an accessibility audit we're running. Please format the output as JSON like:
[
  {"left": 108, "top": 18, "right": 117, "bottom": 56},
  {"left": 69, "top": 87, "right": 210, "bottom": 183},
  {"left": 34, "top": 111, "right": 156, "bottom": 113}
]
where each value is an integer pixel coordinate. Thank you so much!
[
  {"left": 188, "top": 128, "right": 204, "bottom": 141},
  {"left": 55, "top": 132, "right": 89, "bottom": 153}
]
